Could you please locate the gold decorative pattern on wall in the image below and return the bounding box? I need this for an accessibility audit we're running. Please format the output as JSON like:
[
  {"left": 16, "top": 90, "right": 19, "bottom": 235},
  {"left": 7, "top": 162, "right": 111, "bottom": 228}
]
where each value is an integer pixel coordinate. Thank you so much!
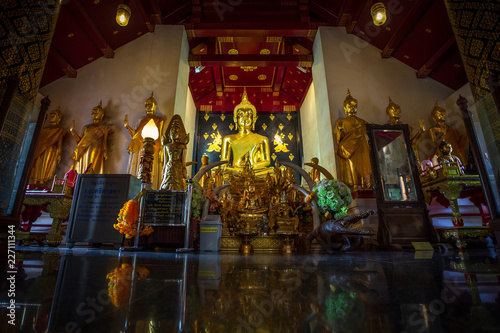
[
  {"left": 288, "top": 133, "right": 293, "bottom": 140},
  {"left": 278, "top": 123, "right": 284, "bottom": 131},
  {"left": 220, "top": 114, "right": 226, "bottom": 121},
  {"left": 207, "top": 131, "right": 222, "bottom": 152},
  {"left": 273, "top": 131, "right": 290, "bottom": 152},
  {"left": 212, "top": 123, "right": 217, "bottom": 130},
  {"left": 262, "top": 123, "right": 267, "bottom": 130},
  {"left": 289, "top": 153, "right": 295, "bottom": 161},
  {"left": 203, "top": 133, "right": 209, "bottom": 140},
  {"left": 271, "top": 153, "right": 277, "bottom": 161},
  {"left": 269, "top": 114, "right": 275, "bottom": 121},
  {"left": 229, "top": 123, "right": 234, "bottom": 131}
]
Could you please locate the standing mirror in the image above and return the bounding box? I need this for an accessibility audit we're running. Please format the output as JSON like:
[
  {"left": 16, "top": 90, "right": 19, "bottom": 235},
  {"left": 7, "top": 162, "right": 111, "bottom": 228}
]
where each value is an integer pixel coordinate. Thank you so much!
[{"left": 366, "top": 124, "right": 439, "bottom": 245}]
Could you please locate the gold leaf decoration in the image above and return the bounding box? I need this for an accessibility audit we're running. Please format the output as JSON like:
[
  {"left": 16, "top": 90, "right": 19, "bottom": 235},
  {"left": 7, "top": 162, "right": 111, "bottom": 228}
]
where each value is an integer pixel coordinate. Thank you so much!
[
  {"left": 212, "top": 123, "right": 217, "bottom": 130},
  {"left": 207, "top": 130, "right": 222, "bottom": 152},
  {"left": 228, "top": 48, "right": 238, "bottom": 55},
  {"left": 273, "top": 130, "right": 290, "bottom": 152},
  {"left": 240, "top": 66, "right": 257, "bottom": 72},
  {"left": 269, "top": 114, "right": 275, "bottom": 121},
  {"left": 203, "top": 133, "right": 209, "bottom": 140},
  {"left": 204, "top": 114, "right": 209, "bottom": 121},
  {"left": 262, "top": 123, "right": 267, "bottom": 130},
  {"left": 258, "top": 74, "right": 267, "bottom": 80},
  {"left": 278, "top": 123, "right": 284, "bottom": 131},
  {"left": 288, "top": 133, "right": 293, "bottom": 140},
  {"left": 229, "top": 75, "right": 238, "bottom": 81},
  {"left": 271, "top": 153, "right": 277, "bottom": 161},
  {"left": 289, "top": 153, "right": 294, "bottom": 161},
  {"left": 220, "top": 114, "right": 226, "bottom": 121},
  {"left": 229, "top": 123, "right": 234, "bottom": 131},
  {"left": 286, "top": 114, "right": 292, "bottom": 121},
  {"left": 260, "top": 48, "right": 270, "bottom": 55}
]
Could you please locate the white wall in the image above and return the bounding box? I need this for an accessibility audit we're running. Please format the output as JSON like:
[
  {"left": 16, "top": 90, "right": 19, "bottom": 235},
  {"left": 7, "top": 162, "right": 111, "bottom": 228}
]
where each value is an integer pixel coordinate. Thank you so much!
[
  {"left": 313, "top": 27, "right": 455, "bottom": 176},
  {"left": 39, "top": 25, "right": 193, "bottom": 178}
]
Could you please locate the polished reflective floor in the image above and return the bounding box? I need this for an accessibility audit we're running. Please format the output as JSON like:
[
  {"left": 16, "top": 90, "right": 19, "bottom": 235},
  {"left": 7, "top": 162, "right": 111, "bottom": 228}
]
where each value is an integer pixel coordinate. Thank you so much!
[{"left": 2, "top": 247, "right": 500, "bottom": 333}]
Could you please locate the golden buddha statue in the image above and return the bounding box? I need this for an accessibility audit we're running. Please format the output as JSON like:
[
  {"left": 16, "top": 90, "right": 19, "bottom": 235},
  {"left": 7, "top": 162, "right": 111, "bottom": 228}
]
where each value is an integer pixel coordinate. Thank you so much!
[
  {"left": 31, "top": 107, "right": 68, "bottom": 186},
  {"left": 437, "top": 141, "right": 464, "bottom": 175},
  {"left": 160, "top": 115, "right": 189, "bottom": 191},
  {"left": 309, "top": 157, "right": 321, "bottom": 183},
  {"left": 429, "top": 101, "right": 467, "bottom": 166},
  {"left": 333, "top": 89, "right": 373, "bottom": 190},
  {"left": 221, "top": 88, "right": 271, "bottom": 176},
  {"left": 124, "top": 92, "right": 166, "bottom": 189},
  {"left": 386, "top": 97, "right": 425, "bottom": 162},
  {"left": 199, "top": 155, "right": 212, "bottom": 189},
  {"left": 70, "top": 101, "right": 111, "bottom": 174}
]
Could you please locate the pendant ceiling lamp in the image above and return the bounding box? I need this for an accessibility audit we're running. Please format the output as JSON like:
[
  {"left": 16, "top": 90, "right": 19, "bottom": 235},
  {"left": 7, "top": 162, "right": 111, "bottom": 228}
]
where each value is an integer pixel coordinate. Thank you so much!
[
  {"left": 371, "top": 2, "right": 387, "bottom": 26},
  {"left": 116, "top": 1, "right": 131, "bottom": 27}
]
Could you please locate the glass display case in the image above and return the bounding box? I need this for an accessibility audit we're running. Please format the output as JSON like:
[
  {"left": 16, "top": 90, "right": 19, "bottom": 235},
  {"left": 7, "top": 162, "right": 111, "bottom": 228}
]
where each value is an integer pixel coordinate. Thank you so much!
[{"left": 366, "top": 124, "right": 439, "bottom": 245}]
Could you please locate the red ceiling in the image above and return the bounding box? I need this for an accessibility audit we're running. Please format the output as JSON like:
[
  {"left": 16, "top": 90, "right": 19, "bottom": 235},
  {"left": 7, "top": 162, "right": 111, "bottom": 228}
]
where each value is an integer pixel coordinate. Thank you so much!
[{"left": 40, "top": 0, "right": 468, "bottom": 110}]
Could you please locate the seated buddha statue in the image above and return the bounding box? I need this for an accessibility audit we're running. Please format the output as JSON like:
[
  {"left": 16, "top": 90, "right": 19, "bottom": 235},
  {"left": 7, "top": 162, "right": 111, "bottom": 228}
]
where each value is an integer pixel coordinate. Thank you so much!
[
  {"left": 221, "top": 88, "right": 272, "bottom": 177},
  {"left": 437, "top": 141, "right": 464, "bottom": 175}
]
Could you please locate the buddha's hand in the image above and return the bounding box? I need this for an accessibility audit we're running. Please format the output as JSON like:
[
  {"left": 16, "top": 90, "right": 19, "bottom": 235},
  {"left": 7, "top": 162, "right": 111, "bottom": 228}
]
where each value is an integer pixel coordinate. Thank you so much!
[
  {"left": 70, "top": 120, "right": 75, "bottom": 132},
  {"left": 124, "top": 114, "right": 129, "bottom": 127}
]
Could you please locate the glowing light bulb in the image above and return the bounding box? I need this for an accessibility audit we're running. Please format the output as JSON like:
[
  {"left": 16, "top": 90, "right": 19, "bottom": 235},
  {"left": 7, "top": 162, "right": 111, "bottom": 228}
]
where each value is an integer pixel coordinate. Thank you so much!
[
  {"left": 119, "top": 14, "right": 125, "bottom": 23},
  {"left": 141, "top": 119, "right": 159, "bottom": 140},
  {"left": 376, "top": 13, "right": 383, "bottom": 20}
]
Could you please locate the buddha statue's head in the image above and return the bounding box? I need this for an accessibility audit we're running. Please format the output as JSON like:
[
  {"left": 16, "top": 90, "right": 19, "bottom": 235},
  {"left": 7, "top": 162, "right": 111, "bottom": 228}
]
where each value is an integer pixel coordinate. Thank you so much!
[
  {"left": 438, "top": 140, "right": 452, "bottom": 155},
  {"left": 202, "top": 155, "right": 209, "bottom": 166},
  {"left": 234, "top": 87, "right": 257, "bottom": 131},
  {"left": 343, "top": 89, "right": 358, "bottom": 116},
  {"left": 166, "top": 115, "right": 187, "bottom": 144},
  {"left": 431, "top": 101, "right": 447, "bottom": 123},
  {"left": 91, "top": 100, "right": 104, "bottom": 123},
  {"left": 49, "top": 106, "right": 63, "bottom": 125},
  {"left": 145, "top": 92, "right": 157, "bottom": 114},
  {"left": 311, "top": 157, "right": 319, "bottom": 165},
  {"left": 386, "top": 97, "right": 401, "bottom": 122}
]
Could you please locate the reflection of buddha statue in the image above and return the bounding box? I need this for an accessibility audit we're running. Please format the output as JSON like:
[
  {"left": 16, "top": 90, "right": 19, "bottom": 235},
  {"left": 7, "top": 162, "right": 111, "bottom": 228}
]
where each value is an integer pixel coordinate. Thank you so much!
[
  {"left": 160, "top": 115, "right": 189, "bottom": 191},
  {"left": 386, "top": 97, "right": 425, "bottom": 162},
  {"left": 221, "top": 88, "right": 271, "bottom": 176},
  {"left": 429, "top": 101, "right": 467, "bottom": 166},
  {"left": 31, "top": 107, "right": 68, "bottom": 186},
  {"left": 333, "top": 90, "right": 373, "bottom": 190},
  {"left": 437, "top": 141, "right": 464, "bottom": 175},
  {"left": 70, "top": 101, "right": 111, "bottom": 174},
  {"left": 124, "top": 92, "right": 165, "bottom": 189}
]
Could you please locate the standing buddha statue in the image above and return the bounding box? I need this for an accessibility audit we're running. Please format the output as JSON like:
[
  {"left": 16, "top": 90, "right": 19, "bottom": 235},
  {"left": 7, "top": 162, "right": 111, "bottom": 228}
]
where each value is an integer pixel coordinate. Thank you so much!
[
  {"left": 428, "top": 101, "right": 467, "bottom": 166},
  {"left": 30, "top": 107, "right": 68, "bottom": 186},
  {"left": 124, "top": 92, "right": 166, "bottom": 189},
  {"left": 333, "top": 89, "right": 373, "bottom": 190},
  {"left": 160, "top": 115, "right": 189, "bottom": 191},
  {"left": 70, "top": 101, "right": 111, "bottom": 174},
  {"left": 386, "top": 97, "right": 425, "bottom": 163}
]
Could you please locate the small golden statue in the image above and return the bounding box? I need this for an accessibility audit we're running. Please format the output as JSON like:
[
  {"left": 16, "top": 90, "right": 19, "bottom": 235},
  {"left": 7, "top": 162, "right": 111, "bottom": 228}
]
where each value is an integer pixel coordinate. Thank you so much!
[
  {"left": 437, "top": 141, "right": 464, "bottom": 175},
  {"left": 333, "top": 89, "right": 373, "bottom": 190},
  {"left": 70, "top": 101, "right": 111, "bottom": 174},
  {"left": 199, "top": 155, "right": 212, "bottom": 189},
  {"left": 160, "top": 115, "right": 189, "bottom": 191},
  {"left": 386, "top": 97, "right": 425, "bottom": 162},
  {"left": 429, "top": 101, "right": 467, "bottom": 166},
  {"left": 221, "top": 87, "right": 271, "bottom": 176},
  {"left": 30, "top": 107, "right": 68, "bottom": 186},
  {"left": 309, "top": 157, "right": 321, "bottom": 183},
  {"left": 124, "top": 92, "right": 166, "bottom": 189}
]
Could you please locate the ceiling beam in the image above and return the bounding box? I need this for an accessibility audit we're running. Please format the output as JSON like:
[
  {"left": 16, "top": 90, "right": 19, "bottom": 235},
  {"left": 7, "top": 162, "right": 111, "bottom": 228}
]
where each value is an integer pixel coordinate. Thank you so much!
[
  {"left": 416, "top": 35, "right": 455, "bottom": 78},
  {"left": 49, "top": 46, "right": 77, "bottom": 78},
  {"left": 213, "top": 66, "right": 223, "bottom": 91},
  {"left": 163, "top": 2, "right": 191, "bottom": 24},
  {"left": 274, "top": 66, "right": 286, "bottom": 92},
  {"left": 300, "top": 1, "right": 310, "bottom": 23},
  {"left": 337, "top": 0, "right": 352, "bottom": 26},
  {"left": 185, "top": 22, "right": 318, "bottom": 38},
  {"left": 381, "top": 0, "right": 434, "bottom": 58},
  {"left": 132, "top": 0, "right": 154, "bottom": 32},
  {"left": 147, "top": 0, "right": 162, "bottom": 25},
  {"left": 345, "top": 0, "right": 369, "bottom": 34},
  {"left": 188, "top": 54, "right": 313, "bottom": 67},
  {"left": 309, "top": 1, "right": 337, "bottom": 24},
  {"left": 70, "top": 0, "right": 114, "bottom": 58}
]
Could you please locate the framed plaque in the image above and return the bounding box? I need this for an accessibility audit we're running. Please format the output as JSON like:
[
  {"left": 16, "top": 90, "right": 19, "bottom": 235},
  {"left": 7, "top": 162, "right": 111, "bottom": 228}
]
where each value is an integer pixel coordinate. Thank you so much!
[{"left": 141, "top": 190, "right": 186, "bottom": 226}]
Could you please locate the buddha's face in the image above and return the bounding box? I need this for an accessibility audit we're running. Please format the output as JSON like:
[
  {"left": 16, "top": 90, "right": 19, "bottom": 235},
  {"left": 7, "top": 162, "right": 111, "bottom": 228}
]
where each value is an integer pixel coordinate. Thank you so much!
[
  {"left": 170, "top": 125, "right": 182, "bottom": 141},
  {"left": 49, "top": 111, "right": 61, "bottom": 125},
  {"left": 387, "top": 105, "right": 401, "bottom": 119},
  {"left": 236, "top": 107, "right": 254, "bottom": 130},
  {"left": 91, "top": 107, "right": 104, "bottom": 122},
  {"left": 441, "top": 143, "right": 452, "bottom": 155},
  {"left": 344, "top": 100, "right": 358, "bottom": 116},
  {"left": 202, "top": 156, "right": 209, "bottom": 166},
  {"left": 145, "top": 100, "right": 156, "bottom": 114},
  {"left": 433, "top": 109, "right": 446, "bottom": 122}
]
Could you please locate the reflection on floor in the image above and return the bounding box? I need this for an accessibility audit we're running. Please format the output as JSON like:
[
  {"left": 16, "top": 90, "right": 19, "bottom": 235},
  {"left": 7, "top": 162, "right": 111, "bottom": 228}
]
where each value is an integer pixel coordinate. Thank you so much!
[{"left": 3, "top": 247, "right": 500, "bottom": 333}]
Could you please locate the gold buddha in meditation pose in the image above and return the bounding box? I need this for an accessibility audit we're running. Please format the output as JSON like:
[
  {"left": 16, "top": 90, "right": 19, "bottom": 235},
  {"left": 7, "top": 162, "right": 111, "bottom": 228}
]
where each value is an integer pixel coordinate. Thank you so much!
[
  {"left": 70, "top": 101, "right": 111, "bottom": 174},
  {"left": 333, "top": 89, "right": 373, "bottom": 190},
  {"left": 429, "top": 101, "right": 467, "bottom": 166},
  {"left": 221, "top": 88, "right": 271, "bottom": 175},
  {"left": 386, "top": 97, "right": 425, "bottom": 162},
  {"left": 31, "top": 107, "right": 68, "bottom": 186},
  {"left": 124, "top": 92, "right": 165, "bottom": 189}
]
